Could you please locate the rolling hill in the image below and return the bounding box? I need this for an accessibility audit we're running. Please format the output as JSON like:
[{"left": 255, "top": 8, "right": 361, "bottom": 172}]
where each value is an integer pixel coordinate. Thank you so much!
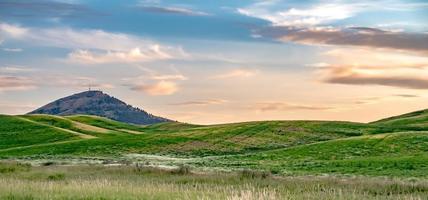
[
  {"left": 28, "top": 90, "right": 171, "bottom": 125},
  {"left": 0, "top": 109, "right": 427, "bottom": 177}
]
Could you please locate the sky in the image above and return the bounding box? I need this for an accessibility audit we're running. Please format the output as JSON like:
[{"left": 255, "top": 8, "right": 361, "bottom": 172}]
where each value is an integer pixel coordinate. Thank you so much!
[{"left": 1, "top": 0, "right": 428, "bottom": 124}]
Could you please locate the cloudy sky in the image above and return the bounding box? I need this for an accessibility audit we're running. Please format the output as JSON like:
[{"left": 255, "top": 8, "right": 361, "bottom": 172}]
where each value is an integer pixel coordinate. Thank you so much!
[{"left": 1, "top": 0, "right": 428, "bottom": 124}]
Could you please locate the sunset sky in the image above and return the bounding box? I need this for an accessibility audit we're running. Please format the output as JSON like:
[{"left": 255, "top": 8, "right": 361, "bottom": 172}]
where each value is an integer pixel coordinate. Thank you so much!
[{"left": 1, "top": 0, "right": 428, "bottom": 124}]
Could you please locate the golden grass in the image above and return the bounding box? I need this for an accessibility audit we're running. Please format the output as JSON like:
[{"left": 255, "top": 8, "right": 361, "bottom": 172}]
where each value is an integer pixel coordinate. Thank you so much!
[{"left": 0, "top": 163, "right": 427, "bottom": 200}]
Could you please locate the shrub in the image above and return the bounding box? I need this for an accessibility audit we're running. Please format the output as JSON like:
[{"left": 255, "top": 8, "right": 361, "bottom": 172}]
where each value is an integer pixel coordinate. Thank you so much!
[
  {"left": 41, "top": 161, "right": 56, "bottom": 166},
  {"left": 47, "top": 173, "right": 65, "bottom": 181}
]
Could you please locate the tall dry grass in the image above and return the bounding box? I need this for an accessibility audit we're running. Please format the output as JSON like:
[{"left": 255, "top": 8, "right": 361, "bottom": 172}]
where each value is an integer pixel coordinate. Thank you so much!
[{"left": 0, "top": 163, "right": 426, "bottom": 200}]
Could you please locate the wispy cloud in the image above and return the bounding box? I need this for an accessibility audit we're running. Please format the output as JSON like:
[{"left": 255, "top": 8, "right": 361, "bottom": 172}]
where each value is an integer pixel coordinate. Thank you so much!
[
  {"left": 0, "top": 23, "right": 187, "bottom": 64},
  {"left": 0, "top": 75, "right": 36, "bottom": 92},
  {"left": 238, "top": 2, "right": 361, "bottom": 26},
  {"left": 393, "top": 94, "right": 420, "bottom": 98},
  {"left": 125, "top": 68, "right": 186, "bottom": 95},
  {"left": 259, "top": 26, "right": 428, "bottom": 54},
  {"left": 252, "top": 101, "right": 332, "bottom": 112},
  {"left": 323, "top": 69, "right": 428, "bottom": 89},
  {"left": 169, "top": 99, "right": 228, "bottom": 106},
  {"left": 2, "top": 48, "right": 22, "bottom": 52},
  {"left": 68, "top": 46, "right": 173, "bottom": 64},
  {"left": 0, "top": 66, "right": 35, "bottom": 73},
  {"left": 238, "top": 1, "right": 428, "bottom": 27},
  {"left": 138, "top": 6, "right": 210, "bottom": 16},
  {"left": 131, "top": 80, "right": 178, "bottom": 95},
  {"left": 211, "top": 68, "right": 258, "bottom": 79},
  {"left": 315, "top": 48, "right": 428, "bottom": 89},
  {"left": 0, "top": 0, "right": 102, "bottom": 19},
  {"left": 0, "top": 23, "right": 28, "bottom": 37}
]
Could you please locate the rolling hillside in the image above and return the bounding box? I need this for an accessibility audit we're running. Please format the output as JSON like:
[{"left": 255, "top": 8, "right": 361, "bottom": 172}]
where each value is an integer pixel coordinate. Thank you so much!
[{"left": 0, "top": 111, "right": 427, "bottom": 177}]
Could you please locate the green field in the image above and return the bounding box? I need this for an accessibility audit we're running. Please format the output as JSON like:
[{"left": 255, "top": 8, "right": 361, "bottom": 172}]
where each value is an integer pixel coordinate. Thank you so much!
[{"left": 1, "top": 111, "right": 428, "bottom": 199}]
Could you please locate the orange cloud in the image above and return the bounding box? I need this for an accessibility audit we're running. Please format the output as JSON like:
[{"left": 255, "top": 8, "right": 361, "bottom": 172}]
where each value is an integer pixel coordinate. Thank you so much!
[
  {"left": 131, "top": 80, "right": 178, "bottom": 95},
  {"left": 211, "top": 68, "right": 258, "bottom": 79}
]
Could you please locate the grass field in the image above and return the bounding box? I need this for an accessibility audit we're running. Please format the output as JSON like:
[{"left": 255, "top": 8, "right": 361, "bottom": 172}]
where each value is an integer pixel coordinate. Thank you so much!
[
  {"left": 0, "top": 162, "right": 427, "bottom": 200},
  {"left": 1, "top": 111, "right": 428, "bottom": 199}
]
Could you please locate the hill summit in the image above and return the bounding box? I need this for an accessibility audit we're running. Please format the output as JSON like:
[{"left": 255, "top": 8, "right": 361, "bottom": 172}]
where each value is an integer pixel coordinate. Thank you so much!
[{"left": 28, "top": 90, "right": 171, "bottom": 125}]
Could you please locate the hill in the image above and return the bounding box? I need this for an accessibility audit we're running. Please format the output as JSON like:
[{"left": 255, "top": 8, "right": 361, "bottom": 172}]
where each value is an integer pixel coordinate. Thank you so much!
[
  {"left": 0, "top": 110, "right": 427, "bottom": 177},
  {"left": 28, "top": 90, "right": 171, "bottom": 125}
]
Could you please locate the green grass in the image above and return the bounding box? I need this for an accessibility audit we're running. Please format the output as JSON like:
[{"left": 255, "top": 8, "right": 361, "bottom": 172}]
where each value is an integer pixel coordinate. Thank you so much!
[
  {"left": 65, "top": 115, "right": 148, "bottom": 132},
  {"left": 0, "top": 111, "right": 428, "bottom": 178},
  {"left": 0, "top": 115, "right": 79, "bottom": 150},
  {"left": 198, "top": 132, "right": 428, "bottom": 177},
  {"left": 0, "top": 119, "right": 374, "bottom": 158},
  {"left": 1, "top": 111, "right": 428, "bottom": 198},
  {"left": 21, "top": 114, "right": 117, "bottom": 137},
  {"left": 0, "top": 162, "right": 427, "bottom": 200}
]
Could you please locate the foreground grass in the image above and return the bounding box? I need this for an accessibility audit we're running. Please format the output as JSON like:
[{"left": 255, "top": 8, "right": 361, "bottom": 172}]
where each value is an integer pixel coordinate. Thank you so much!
[{"left": 0, "top": 162, "right": 427, "bottom": 200}]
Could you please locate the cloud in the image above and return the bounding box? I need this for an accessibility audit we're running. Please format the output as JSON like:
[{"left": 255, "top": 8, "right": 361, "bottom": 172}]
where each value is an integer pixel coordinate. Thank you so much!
[
  {"left": 68, "top": 46, "right": 173, "bottom": 64},
  {"left": 238, "top": 2, "right": 360, "bottom": 26},
  {"left": 323, "top": 70, "right": 428, "bottom": 89},
  {"left": 211, "top": 68, "right": 258, "bottom": 79},
  {"left": 0, "top": 0, "right": 101, "bottom": 19},
  {"left": 238, "top": 1, "right": 428, "bottom": 27},
  {"left": 125, "top": 68, "right": 186, "bottom": 95},
  {"left": 315, "top": 48, "right": 428, "bottom": 89},
  {"left": 138, "top": 6, "right": 210, "bottom": 16},
  {"left": 2, "top": 48, "right": 22, "bottom": 52},
  {"left": 169, "top": 99, "right": 228, "bottom": 106},
  {"left": 258, "top": 26, "right": 428, "bottom": 54},
  {"left": 0, "top": 23, "right": 28, "bottom": 37},
  {"left": 0, "top": 23, "right": 186, "bottom": 63},
  {"left": 0, "top": 75, "right": 36, "bottom": 92},
  {"left": 0, "top": 66, "right": 35, "bottom": 73},
  {"left": 131, "top": 80, "right": 178, "bottom": 95},
  {"left": 252, "top": 101, "right": 332, "bottom": 112},
  {"left": 135, "top": 67, "right": 188, "bottom": 81},
  {"left": 151, "top": 74, "right": 187, "bottom": 81},
  {"left": 393, "top": 94, "right": 420, "bottom": 98}
]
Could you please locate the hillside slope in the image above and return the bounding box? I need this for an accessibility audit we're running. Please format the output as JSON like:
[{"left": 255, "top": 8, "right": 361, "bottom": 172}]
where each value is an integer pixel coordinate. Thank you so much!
[
  {"left": 0, "top": 115, "right": 82, "bottom": 150},
  {"left": 0, "top": 118, "right": 374, "bottom": 157},
  {"left": 1, "top": 113, "right": 427, "bottom": 177},
  {"left": 371, "top": 109, "right": 428, "bottom": 133},
  {"left": 29, "top": 90, "right": 171, "bottom": 125},
  {"left": 201, "top": 131, "right": 428, "bottom": 177}
]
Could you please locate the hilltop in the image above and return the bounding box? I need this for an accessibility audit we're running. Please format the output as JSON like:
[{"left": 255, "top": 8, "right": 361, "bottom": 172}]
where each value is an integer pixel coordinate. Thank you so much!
[{"left": 28, "top": 90, "right": 171, "bottom": 125}]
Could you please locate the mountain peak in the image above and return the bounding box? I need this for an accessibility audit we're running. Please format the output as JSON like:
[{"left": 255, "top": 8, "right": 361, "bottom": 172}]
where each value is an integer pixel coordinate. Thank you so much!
[{"left": 29, "top": 90, "right": 171, "bottom": 125}]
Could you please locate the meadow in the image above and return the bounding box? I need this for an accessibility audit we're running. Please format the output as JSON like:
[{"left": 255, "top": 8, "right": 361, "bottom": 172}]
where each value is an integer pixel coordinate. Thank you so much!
[
  {"left": 0, "top": 162, "right": 427, "bottom": 200},
  {"left": 0, "top": 111, "right": 427, "bottom": 199}
]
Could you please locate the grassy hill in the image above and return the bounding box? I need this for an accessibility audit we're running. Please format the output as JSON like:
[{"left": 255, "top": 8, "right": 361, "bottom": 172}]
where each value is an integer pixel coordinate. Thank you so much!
[{"left": 0, "top": 112, "right": 427, "bottom": 177}]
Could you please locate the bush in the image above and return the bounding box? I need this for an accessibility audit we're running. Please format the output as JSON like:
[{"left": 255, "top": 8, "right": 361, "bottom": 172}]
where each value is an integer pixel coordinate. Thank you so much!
[
  {"left": 47, "top": 173, "right": 65, "bottom": 181},
  {"left": 41, "top": 161, "right": 56, "bottom": 166}
]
